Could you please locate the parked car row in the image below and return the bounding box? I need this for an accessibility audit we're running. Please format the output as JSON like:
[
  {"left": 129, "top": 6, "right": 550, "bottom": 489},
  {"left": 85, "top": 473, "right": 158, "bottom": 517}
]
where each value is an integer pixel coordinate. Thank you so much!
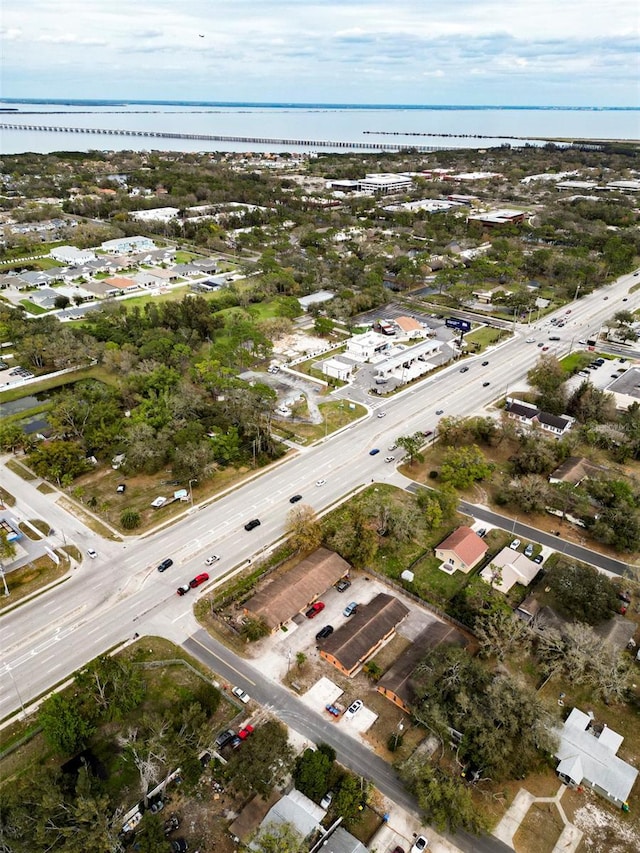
[{"left": 215, "top": 724, "right": 255, "bottom": 750}]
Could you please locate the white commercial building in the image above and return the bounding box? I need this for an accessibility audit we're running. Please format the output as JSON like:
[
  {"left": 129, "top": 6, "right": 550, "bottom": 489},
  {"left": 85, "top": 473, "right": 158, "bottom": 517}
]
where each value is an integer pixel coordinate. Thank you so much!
[
  {"left": 50, "top": 245, "right": 96, "bottom": 265},
  {"left": 131, "top": 207, "right": 180, "bottom": 223},
  {"left": 346, "top": 331, "right": 391, "bottom": 362},
  {"left": 101, "top": 236, "right": 156, "bottom": 254},
  {"left": 321, "top": 358, "right": 353, "bottom": 381},
  {"left": 373, "top": 338, "right": 441, "bottom": 382},
  {"left": 358, "top": 173, "right": 413, "bottom": 195},
  {"left": 298, "top": 290, "right": 335, "bottom": 312}
]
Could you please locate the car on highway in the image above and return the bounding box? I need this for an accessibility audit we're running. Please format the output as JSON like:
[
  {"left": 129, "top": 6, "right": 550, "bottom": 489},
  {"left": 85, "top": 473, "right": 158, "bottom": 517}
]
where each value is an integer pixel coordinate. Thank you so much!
[
  {"left": 244, "top": 518, "right": 261, "bottom": 531},
  {"left": 537, "top": 342, "right": 544, "bottom": 347},
  {"left": 623, "top": 297, "right": 628, "bottom": 302},
  {"left": 316, "top": 479, "right": 326, "bottom": 487},
  {"left": 459, "top": 366, "right": 469, "bottom": 373},
  {"left": 306, "top": 601, "right": 325, "bottom": 618},
  {"left": 388, "top": 443, "right": 398, "bottom": 450},
  {"left": 542, "top": 346, "right": 550, "bottom": 351},
  {"left": 482, "top": 381, "right": 490, "bottom": 387},
  {"left": 157, "top": 558, "right": 174, "bottom": 572},
  {"left": 482, "top": 360, "right": 489, "bottom": 366},
  {"left": 87, "top": 548, "right": 98, "bottom": 559},
  {"left": 423, "top": 429, "right": 433, "bottom": 437},
  {"left": 369, "top": 448, "right": 380, "bottom": 456},
  {"left": 435, "top": 409, "right": 444, "bottom": 415},
  {"left": 335, "top": 578, "right": 351, "bottom": 592},
  {"left": 316, "top": 625, "right": 334, "bottom": 641},
  {"left": 344, "top": 699, "right": 363, "bottom": 719},
  {"left": 231, "top": 686, "right": 250, "bottom": 704},
  {"left": 176, "top": 584, "right": 191, "bottom": 596},
  {"left": 410, "top": 835, "right": 429, "bottom": 851},
  {"left": 385, "top": 455, "right": 395, "bottom": 463},
  {"left": 205, "top": 555, "right": 220, "bottom": 566},
  {"left": 289, "top": 494, "right": 303, "bottom": 503},
  {"left": 526, "top": 337, "right": 536, "bottom": 343},
  {"left": 189, "top": 573, "right": 209, "bottom": 588},
  {"left": 510, "top": 539, "right": 521, "bottom": 550},
  {"left": 343, "top": 601, "right": 358, "bottom": 617},
  {"left": 377, "top": 411, "right": 386, "bottom": 418}
]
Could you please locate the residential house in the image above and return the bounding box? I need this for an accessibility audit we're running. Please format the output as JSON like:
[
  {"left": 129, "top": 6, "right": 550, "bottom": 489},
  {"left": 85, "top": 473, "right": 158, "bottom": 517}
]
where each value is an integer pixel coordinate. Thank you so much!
[
  {"left": 480, "top": 548, "right": 541, "bottom": 594},
  {"left": 100, "top": 236, "right": 156, "bottom": 254},
  {"left": 549, "top": 456, "right": 606, "bottom": 486},
  {"left": 435, "top": 526, "right": 488, "bottom": 575},
  {"left": 102, "top": 276, "right": 141, "bottom": 295},
  {"left": 555, "top": 708, "right": 638, "bottom": 807},
  {"left": 243, "top": 548, "right": 350, "bottom": 632},
  {"left": 320, "top": 593, "right": 409, "bottom": 677},
  {"left": 394, "top": 316, "right": 424, "bottom": 338},
  {"left": 505, "top": 399, "right": 574, "bottom": 437}
]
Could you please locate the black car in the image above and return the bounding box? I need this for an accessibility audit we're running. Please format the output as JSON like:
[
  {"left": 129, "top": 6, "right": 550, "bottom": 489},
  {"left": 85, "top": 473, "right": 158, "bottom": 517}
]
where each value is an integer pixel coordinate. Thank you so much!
[
  {"left": 459, "top": 366, "right": 469, "bottom": 373},
  {"left": 157, "top": 558, "right": 173, "bottom": 572},
  {"left": 482, "top": 360, "right": 489, "bottom": 366},
  {"left": 289, "top": 494, "right": 303, "bottom": 504},
  {"left": 244, "top": 518, "right": 261, "bottom": 531},
  {"left": 215, "top": 729, "right": 236, "bottom": 749},
  {"left": 316, "top": 625, "right": 334, "bottom": 641},
  {"left": 482, "top": 381, "right": 490, "bottom": 387}
]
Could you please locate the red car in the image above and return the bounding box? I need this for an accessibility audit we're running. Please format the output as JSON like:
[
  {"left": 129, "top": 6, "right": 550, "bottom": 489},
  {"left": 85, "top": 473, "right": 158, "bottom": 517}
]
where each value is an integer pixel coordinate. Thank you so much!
[
  {"left": 238, "top": 725, "right": 254, "bottom": 740},
  {"left": 306, "top": 601, "right": 325, "bottom": 618},
  {"left": 189, "top": 573, "right": 209, "bottom": 589}
]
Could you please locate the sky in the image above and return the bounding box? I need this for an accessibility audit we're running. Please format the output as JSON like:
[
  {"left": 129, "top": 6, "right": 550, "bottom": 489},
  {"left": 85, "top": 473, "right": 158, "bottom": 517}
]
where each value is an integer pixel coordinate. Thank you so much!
[{"left": 2, "top": 0, "right": 639, "bottom": 106}]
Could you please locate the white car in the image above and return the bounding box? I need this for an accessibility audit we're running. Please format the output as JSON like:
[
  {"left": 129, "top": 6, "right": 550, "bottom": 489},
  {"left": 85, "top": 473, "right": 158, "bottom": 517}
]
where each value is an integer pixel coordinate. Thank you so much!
[
  {"left": 388, "top": 443, "right": 397, "bottom": 451},
  {"left": 87, "top": 549, "right": 98, "bottom": 559},
  {"left": 320, "top": 790, "right": 334, "bottom": 809},
  {"left": 525, "top": 337, "right": 536, "bottom": 343},
  {"left": 344, "top": 699, "right": 363, "bottom": 719},
  {"left": 385, "top": 456, "right": 395, "bottom": 463},
  {"left": 411, "top": 837, "right": 429, "bottom": 852},
  {"left": 377, "top": 411, "right": 386, "bottom": 418},
  {"left": 510, "top": 538, "right": 521, "bottom": 550},
  {"left": 231, "top": 686, "right": 250, "bottom": 704},
  {"left": 316, "top": 479, "right": 326, "bottom": 487},
  {"left": 205, "top": 555, "right": 220, "bottom": 566}
]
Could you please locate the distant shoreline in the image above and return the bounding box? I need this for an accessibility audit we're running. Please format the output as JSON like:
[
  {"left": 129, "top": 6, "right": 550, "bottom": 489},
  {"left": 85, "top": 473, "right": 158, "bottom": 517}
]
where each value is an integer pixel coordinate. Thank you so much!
[{"left": 1, "top": 98, "right": 638, "bottom": 112}]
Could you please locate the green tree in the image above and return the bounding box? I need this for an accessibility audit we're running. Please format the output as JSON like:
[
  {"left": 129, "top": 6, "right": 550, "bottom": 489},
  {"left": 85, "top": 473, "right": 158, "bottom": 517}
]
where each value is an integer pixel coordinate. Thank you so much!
[
  {"left": 38, "top": 693, "right": 96, "bottom": 755},
  {"left": 333, "top": 773, "right": 367, "bottom": 827},
  {"left": 285, "top": 504, "right": 323, "bottom": 554},
  {"left": 545, "top": 561, "right": 619, "bottom": 624},
  {"left": 53, "top": 294, "right": 71, "bottom": 310},
  {"left": 27, "top": 440, "right": 93, "bottom": 486},
  {"left": 120, "top": 508, "right": 141, "bottom": 529},
  {"left": 396, "top": 432, "right": 425, "bottom": 466},
  {"left": 439, "top": 445, "right": 491, "bottom": 489},
  {"left": 294, "top": 744, "right": 335, "bottom": 801},
  {"left": 224, "top": 720, "right": 293, "bottom": 796},
  {"left": 314, "top": 316, "right": 335, "bottom": 337},
  {"left": 527, "top": 354, "right": 567, "bottom": 412},
  {"left": 252, "top": 821, "right": 305, "bottom": 853},
  {"left": 400, "top": 758, "right": 489, "bottom": 834}
]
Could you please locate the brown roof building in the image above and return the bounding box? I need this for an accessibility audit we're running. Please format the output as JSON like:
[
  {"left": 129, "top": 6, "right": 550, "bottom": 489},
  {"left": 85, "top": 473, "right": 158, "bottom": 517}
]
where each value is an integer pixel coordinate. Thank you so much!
[
  {"left": 435, "top": 526, "right": 487, "bottom": 575},
  {"left": 377, "top": 622, "right": 467, "bottom": 712},
  {"left": 243, "top": 547, "right": 350, "bottom": 631},
  {"left": 320, "top": 593, "right": 409, "bottom": 677}
]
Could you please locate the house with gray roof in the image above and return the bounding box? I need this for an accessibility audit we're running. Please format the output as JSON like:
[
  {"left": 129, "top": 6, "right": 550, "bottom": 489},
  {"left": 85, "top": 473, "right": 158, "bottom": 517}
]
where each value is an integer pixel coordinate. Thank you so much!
[{"left": 555, "top": 707, "right": 638, "bottom": 807}]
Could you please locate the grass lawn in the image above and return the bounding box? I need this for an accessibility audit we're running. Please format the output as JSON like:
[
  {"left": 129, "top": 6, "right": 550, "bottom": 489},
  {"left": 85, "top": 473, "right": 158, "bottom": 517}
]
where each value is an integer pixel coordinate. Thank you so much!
[
  {"left": 409, "top": 552, "right": 474, "bottom": 606},
  {"left": 560, "top": 352, "right": 593, "bottom": 374},
  {"left": 512, "top": 802, "right": 564, "bottom": 853},
  {"left": 464, "top": 326, "right": 508, "bottom": 351},
  {"left": 0, "top": 553, "right": 70, "bottom": 612},
  {"left": 6, "top": 459, "right": 38, "bottom": 480},
  {"left": 19, "top": 300, "right": 48, "bottom": 315},
  {"left": 276, "top": 399, "right": 366, "bottom": 444}
]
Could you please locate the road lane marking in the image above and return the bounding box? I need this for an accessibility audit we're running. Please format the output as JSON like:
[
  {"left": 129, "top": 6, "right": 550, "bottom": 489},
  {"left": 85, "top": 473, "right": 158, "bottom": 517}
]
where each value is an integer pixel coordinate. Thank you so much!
[{"left": 188, "top": 636, "right": 256, "bottom": 686}]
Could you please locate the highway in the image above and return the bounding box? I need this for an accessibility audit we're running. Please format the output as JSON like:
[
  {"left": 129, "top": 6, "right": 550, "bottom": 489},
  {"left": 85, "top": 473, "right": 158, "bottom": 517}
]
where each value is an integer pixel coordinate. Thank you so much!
[{"left": 0, "top": 266, "right": 638, "bottom": 844}]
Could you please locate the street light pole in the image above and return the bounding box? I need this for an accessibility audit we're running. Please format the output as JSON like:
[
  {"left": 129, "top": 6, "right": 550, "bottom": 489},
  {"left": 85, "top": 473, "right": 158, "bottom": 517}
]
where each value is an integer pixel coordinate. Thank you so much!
[{"left": 5, "top": 665, "right": 25, "bottom": 718}]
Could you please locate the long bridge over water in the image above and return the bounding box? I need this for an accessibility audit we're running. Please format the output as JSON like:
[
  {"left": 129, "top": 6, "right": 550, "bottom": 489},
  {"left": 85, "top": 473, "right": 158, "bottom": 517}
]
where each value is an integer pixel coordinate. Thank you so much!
[{"left": 0, "top": 122, "right": 448, "bottom": 152}]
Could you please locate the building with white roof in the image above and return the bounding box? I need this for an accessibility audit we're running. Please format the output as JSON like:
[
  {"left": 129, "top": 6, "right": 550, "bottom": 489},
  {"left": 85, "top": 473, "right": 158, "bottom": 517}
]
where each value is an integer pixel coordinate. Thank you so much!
[
  {"left": 297, "top": 290, "right": 335, "bottom": 311},
  {"left": 467, "top": 209, "right": 527, "bottom": 227},
  {"left": 101, "top": 236, "right": 156, "bottom": 254},
  {"left": 131, "top": 207, "right": 180, "bottom": 223},
  {"left": 346, "top": 331, "right": 391, "bottom": 362},
  {"left": 480, "top": 548, "right": 540, "bottom": 593},
  {"left": 555, "top": 708, "right": 638, "bottom": 807},
  {"left": 50, "top": 245, "right": 96, "bottom": 265},
  {"left": 358, "top": 173, "right": 413, "bottom": 195}
]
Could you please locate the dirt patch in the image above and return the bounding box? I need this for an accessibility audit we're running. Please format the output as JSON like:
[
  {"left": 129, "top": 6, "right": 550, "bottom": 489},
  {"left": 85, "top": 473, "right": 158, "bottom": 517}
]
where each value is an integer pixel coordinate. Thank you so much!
[
  {"left": 513, "top": 801, "right": 564, "bottom": 853},
  {"left": 0, "top": 553, "right": 69, "bottom": 611},
  {"left": 563, "top": 787, "right": 640, "bottom": 853}
]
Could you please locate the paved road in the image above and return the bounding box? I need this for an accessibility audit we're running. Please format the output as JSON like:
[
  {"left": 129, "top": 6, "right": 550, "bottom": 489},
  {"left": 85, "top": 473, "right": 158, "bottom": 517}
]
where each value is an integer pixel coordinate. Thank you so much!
[
  {"left": 183, "top": 629, "right": 512, "bottom": 853},
  {"left": 1, "top": 265, "right": 638, "bottom": 841}
]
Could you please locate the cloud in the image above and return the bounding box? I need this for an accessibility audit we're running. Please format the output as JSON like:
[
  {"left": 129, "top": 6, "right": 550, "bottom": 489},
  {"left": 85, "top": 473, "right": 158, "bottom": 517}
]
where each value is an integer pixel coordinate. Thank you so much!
[{"left": 2, "top": 0, "right": 638, "bottom": 105}]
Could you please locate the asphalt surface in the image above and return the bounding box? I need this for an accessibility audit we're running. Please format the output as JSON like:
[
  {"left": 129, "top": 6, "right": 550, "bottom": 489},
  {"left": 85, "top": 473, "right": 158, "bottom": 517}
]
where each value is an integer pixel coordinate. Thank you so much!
[
  {"left": 183, "top": 629, "right": 512, "bottom": 853},
  {"left": 1, "top": 265, "right": 639, "bottom": 847}
]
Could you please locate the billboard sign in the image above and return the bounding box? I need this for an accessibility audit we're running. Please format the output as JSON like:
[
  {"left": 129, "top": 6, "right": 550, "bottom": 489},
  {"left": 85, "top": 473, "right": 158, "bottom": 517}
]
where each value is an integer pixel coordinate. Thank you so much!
[{"left": 445, "top": 317, "right": 472, "bottom": 333}]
